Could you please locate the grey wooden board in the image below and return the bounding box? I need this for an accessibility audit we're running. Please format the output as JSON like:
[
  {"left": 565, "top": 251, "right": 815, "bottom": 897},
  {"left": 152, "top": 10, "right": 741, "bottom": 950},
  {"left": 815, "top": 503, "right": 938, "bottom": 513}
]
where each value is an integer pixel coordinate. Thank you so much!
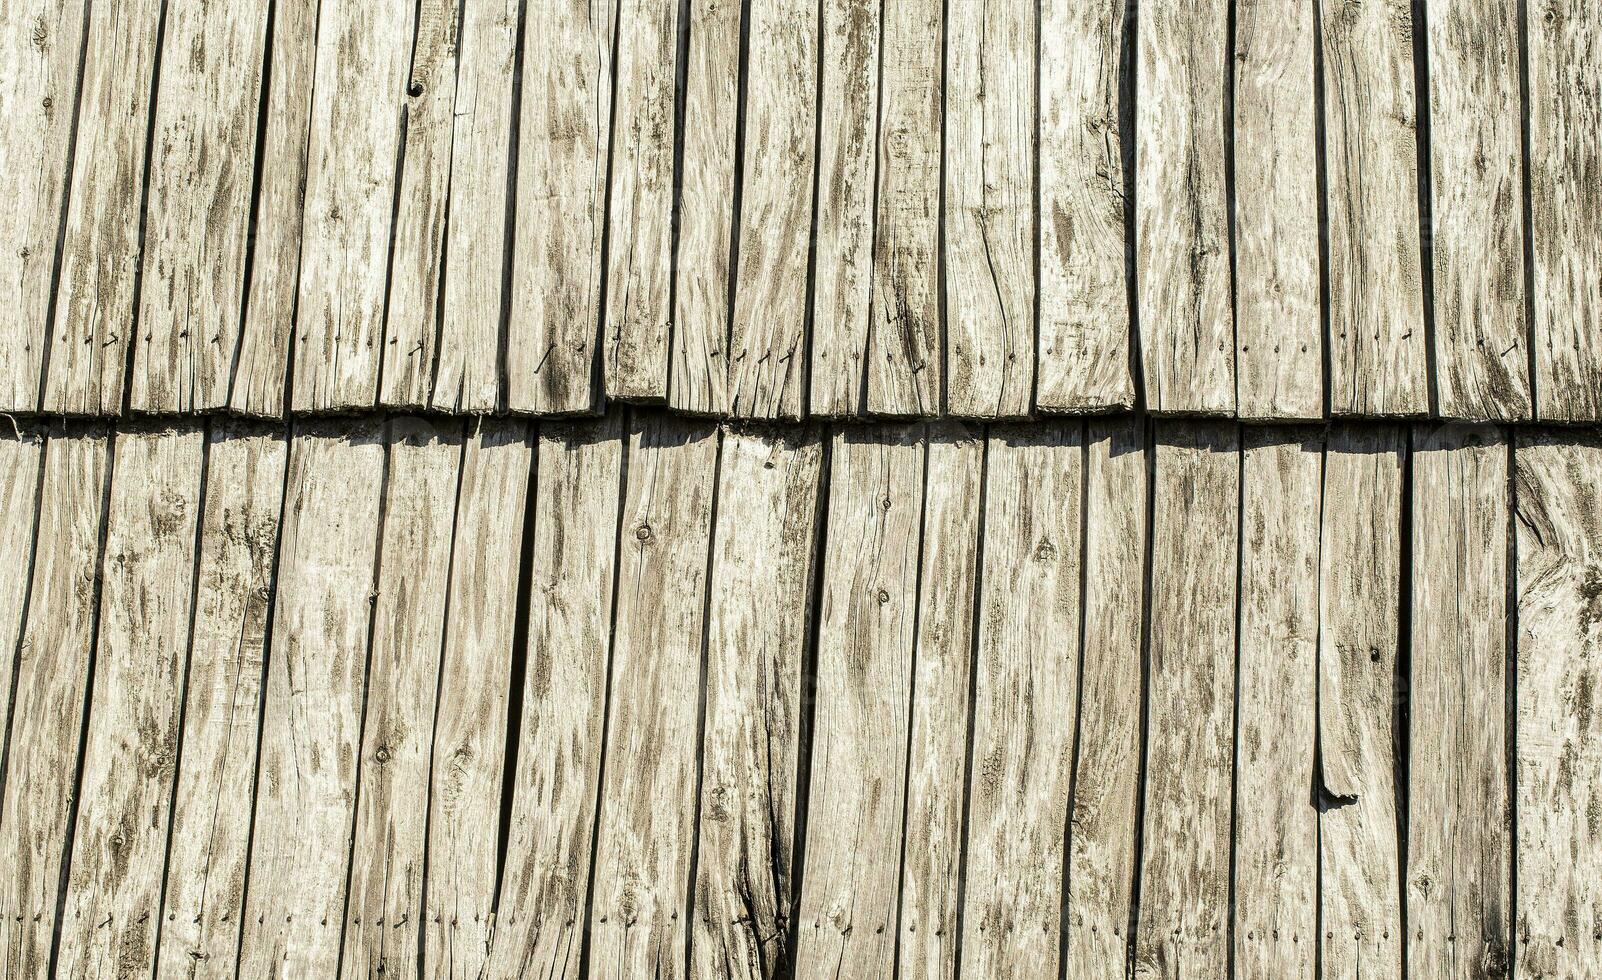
[{"left": 0, "top": 428, "right": 43, "bottom": 789}]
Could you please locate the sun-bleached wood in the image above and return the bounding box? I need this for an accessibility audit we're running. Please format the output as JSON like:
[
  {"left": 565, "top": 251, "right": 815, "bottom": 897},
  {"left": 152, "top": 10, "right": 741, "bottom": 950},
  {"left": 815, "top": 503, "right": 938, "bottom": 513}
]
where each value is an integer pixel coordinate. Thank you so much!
[
  {"left": 1135, "top": 422, "right": 1238, "bottom": 979},
  {"left": 1135, "top": 0, "right": 1232, "bottom": 416},
  {"left": 1427, "top": 0, "right": 1530, "bottom": 421},
  {"left": 1408, "top": 423, "right": 1512, "bottom": 976},
  {"left": 43, "top": 0, "right": 163, "bottom": 415},
  {"left": 0, "top": 427, "right": 107, "bottom": 978},
  {"left": 56, "top": 426, "right": 204, "bottom": 980},
  {"left": 1036, "top": 0, "right": 1132, "bottom": 415},
  {"left": 962, "top": 422, "right": 1083, "bottom": 976},
  {"left": 505, "top": 0, "right": 616, "bottom": 415},
  {"left": 155, "top": 423, "right": 287, "bottom": 978},
  {"left": 483, "top": 413, "right": 622, "bottom": 978},
  {"left": 1233, "top": 0, "right": 1321, "bottom": 422},
  {"left": 944, "top": 0, "right": 1035, "bottom": 420},
  {"left": 809, "top": 0, "right": 881, "bottom": 417},
  {"left": 1233, "top": 428, "right": 1320, "bottom": 976},
  {"left": 794, "top": 425, "right": 924, "bottom": 979},
  {"left": 1065, "top": 417, "right": 1147, "bottom": 975},
  {"left": 1318, "top": 424, "right": 1405, "bottom": 980},
  {"left": 588, "top": 416, "right": 719, "bottom": 975},
  {"left": 340, "top": 419, "right": 462, "bottom": 979},
  {"left": 869, "top": 0, "right": 943, "bottom": 417},
  {"left": 236, "top": 420, "right": 385, "bottom": 976},
  {"left": 0, "top": 429, "right": 43, "bottom": 779},
  {"left": 690, "top": 425, "right": 822, "bottom": 977},
  {"left": 1514, "top": 430, "right": 1602, "bottom": 975},
  {"left": 896, "top": 423, "right": 983, "bottom": 979},
  {"left": 132, "top": 0, "right": 269, "bottom": 413},
  {"left": 1322, "top": 0, "right": 1428, "bottom": 417}
]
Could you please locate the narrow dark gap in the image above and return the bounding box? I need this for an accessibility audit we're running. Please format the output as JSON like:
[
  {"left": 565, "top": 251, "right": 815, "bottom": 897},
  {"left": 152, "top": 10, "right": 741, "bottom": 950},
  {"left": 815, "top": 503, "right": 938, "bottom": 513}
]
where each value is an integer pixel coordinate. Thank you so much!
[
  {"left": 0, "top": 425, "right": 52, "bottom": 824},
  {"left": 1225, "top": 423, "right": 1246, "bottom": 980},
  {"left": 1395, "top": 427, "right": 1415, "bottom": 980},
  {"left": 664, "top": 0, "right": 693, "bottom": 402},
  {"left": 722, "top": 0, "right": 754, "bottom": 404},
  {"left": 494, "top": 0, "right": 530, "bottom": 412},
  {"left": 592, "top": 5, "right": 627, "bottom": 404},
  {"left": 1223, "top": 0, "right": 1240, "bottom": 416},
  {"left": 798, "top": 0, "right": 827, "bottom": 420},
  {"left": 1309, "top": 434, "right": 1330, "bottom": 979},
  {"left": 1124, "top": 416, "right": 1158, "bottom": 973},
  {"left": 934, "top": 0, "right": 950, "bottom": 417},
  {"left": 1312, "top": 0, "right": 1334, "bottom": 421},
  {"left": 1410, "top": 0, "right": 1440, "bottom": 418},
  {"left": 227, "top": 0, "right": 283, "bottom": 407},
  {"left": 1120, "top": 0, "right": 1144, "bottom": 414},
  {"left": 951, "top": 427, "right": 992, "bottom": 980},
  {"left": 1516, "top": 0, "right": 1540, "bottom": 420},
  {"left": 119, "top": 0, "right": 171, "bottom": 415},
  {"left": 1503, "top": 433, "right": 1520, "bottom": 975},
  {"left": 859, "top": 0, "right": 891, "bottom": 417},
  {"left": 1059, "top": 422, "right": 1092, "bottom": 979}
]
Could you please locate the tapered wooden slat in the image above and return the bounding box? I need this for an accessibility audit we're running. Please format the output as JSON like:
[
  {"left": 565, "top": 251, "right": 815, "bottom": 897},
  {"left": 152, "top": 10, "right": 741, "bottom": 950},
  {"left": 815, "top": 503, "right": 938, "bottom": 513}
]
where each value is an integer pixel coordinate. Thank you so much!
[
  {"left": 1322, "top": 0, "right": 1428, "bottom": 417},
  {"left": 961, "top": 422, "right": 1082, "bottom": 975},
  {"left": 1134, "top": 422, "right": 1238, "bottom": 979},
  {"left": 588, "top": 416, "right": 719, "bottom": 976},
  {"left": 1233, "top": 0, "right": 1321, "bottom": 422},
  {"left": 236, "top": 420, "right": 386, "bottom": 977},
  {"left": 0, "top": 429, "right": 44, "bottom": 773},
  {"left": 132, "top": 0, "right": 270, "bottom": 413},
  {"left": 1408, "top": 424, "right": 1512, "bottom": 976},
  {"left": 794, "top": 425, "right": 924, "bottom": 979},
  {"left": 1135, "top": 0, "right": 1232, "bottom": 416}
]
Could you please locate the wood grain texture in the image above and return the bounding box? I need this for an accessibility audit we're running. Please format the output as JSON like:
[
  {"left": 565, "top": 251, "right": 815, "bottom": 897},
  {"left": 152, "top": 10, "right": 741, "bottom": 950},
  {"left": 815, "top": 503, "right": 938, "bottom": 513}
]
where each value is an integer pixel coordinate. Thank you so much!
[
  {"left": 1427, "top": 0, "right": 1530, "bottom": 421},
  {"left": 809, "top": 0, "right": 881, "bottom": 417},
  {"left": 895, "top": 423, "right": 983, "bottom": 980},
  {"left": 1321, "top": 0, "right": 1428, "bottom": 417},
  {"left": 483, "top": 412, "right": 622, "bottom": 978},
  {"left": 1528, "top": 1, "right": 1602, "bottom": 421},
  {"left": 944, "top": 0, "right": 1035, "bottom": 420},
  {"left": 1233, "top": 427, "right": 1320, "bottom": 977},
  {"left": 1134, "top": 421, "right": 1238, "bottom": 979},
  {"left": 1318, "top": 424, "right": 1405, "bottom": 980},
  {"left": 132, "top": 0, "right": 269, "bottom": 413},
  {"left": 0, "top": 429, "right": 43, "bottom": 785},
  {"left": 962, "top": 422, "right": 1082, "bottom": 976},
  {"left": 0, "top": 427, "right": 108, "bottom": 978},
  {"left": 236, "top": 420, "right": 385, "bottom": 977},
  {"left": 1408, "top": 423, "right": 1512, "bottom": 977},
  {"left": 505, "top": 0, "right": 616, "bottom": 415},
  {"left": 1134, "top": 0, "right": 1232, "bottom": 416},
  {"left": 1233, "top": 0, "right": 1321, "bottom": 422},
  {"left": 1514, "top": 429, "right": 1602, "bottom": 976},
  {"left": 868, "top": 0, "right": 943, "bottom": 417},
  {"left": 155, "top": 422, "right": 288, "bottom": 979},
  {"left": 793, "top": 425, "right": 924, "bottom": 980},
  {"left": 56, "top": 426, "right": 204, "bottom": 980},
  {"left": 588, "top": 416, "right": 719, "bottom": 976},
  {"left": 1036, "top": 0, "right": 1132, "bottom": 414},
  {"left": 690, "top": 425, "right": 823, "bottom": 978},
  {"left": 603, "top": 0, "right": 681, "bottom": 403},
  {"left": 43, "top": 0, "right": 163, "bottom": 416}
]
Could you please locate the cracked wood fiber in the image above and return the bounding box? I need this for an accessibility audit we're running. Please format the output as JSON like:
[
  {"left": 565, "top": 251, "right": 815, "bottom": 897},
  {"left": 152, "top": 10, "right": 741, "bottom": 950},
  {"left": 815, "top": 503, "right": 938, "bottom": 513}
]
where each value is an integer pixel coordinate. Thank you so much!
[{"left": 0, "top": 427, "right": 43, "bottom": 786}]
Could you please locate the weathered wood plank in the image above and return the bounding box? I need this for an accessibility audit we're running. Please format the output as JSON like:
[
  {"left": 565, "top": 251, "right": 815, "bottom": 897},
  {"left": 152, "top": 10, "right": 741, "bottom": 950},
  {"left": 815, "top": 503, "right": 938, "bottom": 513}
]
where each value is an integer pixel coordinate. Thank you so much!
[
  {"left": 482, "top": 412, "right": 622, "bottom": 978},
  {"left": 1036, "top": 0, "right": 1132, "bottom": 415},
  {"left": 1408, "top": 423, "right": 1512, "bottom": 976},
  {"left": 56, "top": 426, "right": 205, "bottom": 980},
  {"left": 1064, "top": 417, "right": 1147, "bottom": 975},
  {"left": 1427, "top": 0, "right": 1530, "bottom": 421},
  {"left": 603, "top": 0, "right": 680, "bottom": 403},
  {"left": 422, "top": 419, "right": 532, "bottom": 980},
  {"left": 944, "top": 0, "right": 1034, "bottom": 420},
  {"left": 727, "top": 0, "right": 817, "bottom": 420},
  {"left": 962, "top": 422, "right": 1083, "bottom": 975},
  {"left": 236, "top": 420, "right": 385, "bottom": 977},
  {"left": 504, "top": 0, "right": 616, "bottom": 415},
  {"left": 794, "top": 424, "right": 924, "bottom": 979},
  {"left": 1134, "top": 421, "right": 1238, "bottom": 979},
  {"left": 1514, "top": 429, "right": 1602, "bottom": 975},
  {"left": 131, "top": 0, "right": 270, "bottom": 413},
  {"left": 588, "top": 416, "right": 719, "bottom": 975},
  {"left": 1134, "top": 0, "right": 1232, "bottom": 416},
  {"left": 1318, "top": 424, "right": 1406, "bottom": 980},
  {"left": 154, "top": 422, "right": 288, "bottom": 979},
  {"left": 0, "top": 0, "right": 85, "bottom": 413},
  {"left": 1233, "top": 0, "right": 1321, "bottom": 422},
  {"left": 1321, "top": 0, "right": 1428, "bottom": 417},
  {"left": 809, "top": 0, "right": 881, "bottom": 417},
  {"left": 0, "top": 427, "right": 108, "bottom": 978},
  {"left": 340, "top": 419, "right": 462, "bottom": 979},
  {"left": 895, "top": 422, "right": 983, "bottom": 980},
  {"left": 0, "top": 429, "right": 44, "bottom": 782},
  {"left": 1233, "top": 427, "right": 1320, "bottom": 976},
  {"left": 43, "top": 0, "right": 164, "bottom": 415},
  {"left": 868, "top": 0, "right": 943, "bottom": 417},
  {"left": 1528, "top": 1, "right": 1602, "bottom": 421},
  {"left": 291, "top": 1, "right": 413, "bottom": 411},
  {"left": 690, "top": 425, "right": 823, "bottom": 977}
]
